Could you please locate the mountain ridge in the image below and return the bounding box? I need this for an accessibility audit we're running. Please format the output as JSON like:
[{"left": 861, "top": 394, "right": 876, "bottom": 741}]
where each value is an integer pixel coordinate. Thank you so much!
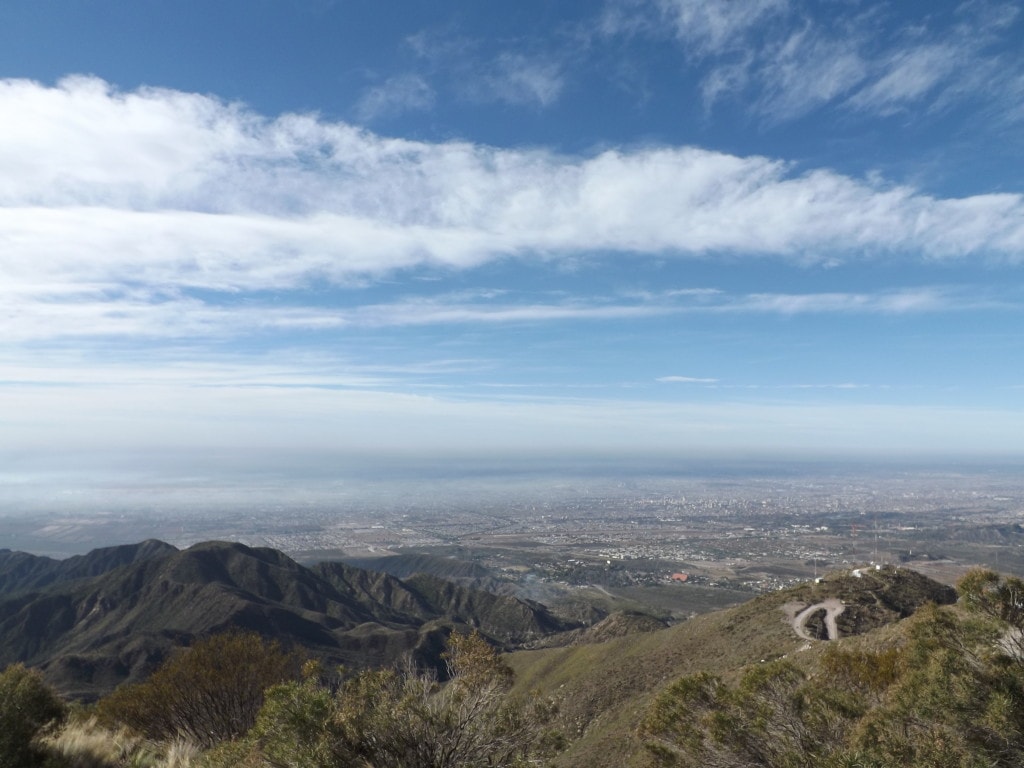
[{"left": 0, "top": 540, "right": 579, "bottom": 699}]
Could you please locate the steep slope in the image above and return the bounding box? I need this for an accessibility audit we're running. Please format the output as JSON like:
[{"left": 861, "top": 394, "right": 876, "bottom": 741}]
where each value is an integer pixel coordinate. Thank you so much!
[
  {"left": 313, "top": 562, "right": 576, "bottom": 645},
  {"left": 506, "top": 565, "right": 957, "bottom": 768},
  {"left": 403, "top": 572, "right": 570, "bottom": 644},
  {"left": 342, "top": 552, "right": 496, "bottom": 583},
  {"left": 312, "top": 560, "right": 439, "bottom": 624},
  {"left": 341, "top": 552, "right": 509, "bottom": 593},
  {"left": 531, "top": 610, "right": 670, "bottom": 648},
  {"left": 0, "top": 542, "right": 385, "bottom": 697}
]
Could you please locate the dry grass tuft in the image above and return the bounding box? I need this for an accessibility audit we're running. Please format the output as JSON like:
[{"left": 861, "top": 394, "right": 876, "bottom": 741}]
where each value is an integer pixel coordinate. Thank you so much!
[
  {"left": 38, "top": 717, "right": 201, "bottom": 768},
  {"left": 161, "top": 738, "right": 201, "bottom": 768}
]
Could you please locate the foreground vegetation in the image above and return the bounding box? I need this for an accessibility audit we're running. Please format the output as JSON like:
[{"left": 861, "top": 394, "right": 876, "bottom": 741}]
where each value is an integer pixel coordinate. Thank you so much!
[
  {"left": 4, "top": 569, "right": 1024, "bottom": 767},
  {"left": 642, "top": 569, "right": 1024, "bottom": 768},
  {"left": 2, "top": 630, "right": 557, "bottom": 768}
]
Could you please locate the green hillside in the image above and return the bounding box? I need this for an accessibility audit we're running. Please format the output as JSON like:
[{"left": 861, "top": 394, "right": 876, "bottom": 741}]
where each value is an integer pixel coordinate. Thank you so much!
[{"left": 506, "top": 565, "right": 957, "bottom": 767}]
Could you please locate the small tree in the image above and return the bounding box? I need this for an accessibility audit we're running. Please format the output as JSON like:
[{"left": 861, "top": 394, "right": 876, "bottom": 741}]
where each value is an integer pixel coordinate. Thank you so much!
[
  {"left": 0, "top": 663, "right": 66, "bottom": 768},
  {"left": 96, "top": 631, "right": 303, "bottom": 748}
]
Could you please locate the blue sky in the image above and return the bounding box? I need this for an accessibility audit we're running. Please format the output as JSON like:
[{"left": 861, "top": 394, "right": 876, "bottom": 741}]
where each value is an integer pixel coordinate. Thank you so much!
[{"left": 2, "top": 0, "right": 1024, "bottom": 487}]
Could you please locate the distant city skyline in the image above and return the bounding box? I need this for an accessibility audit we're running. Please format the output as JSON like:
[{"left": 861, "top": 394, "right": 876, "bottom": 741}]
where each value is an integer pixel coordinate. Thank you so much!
[{"left": 2, "top": 0, "right": 1024, "bottom": 489}]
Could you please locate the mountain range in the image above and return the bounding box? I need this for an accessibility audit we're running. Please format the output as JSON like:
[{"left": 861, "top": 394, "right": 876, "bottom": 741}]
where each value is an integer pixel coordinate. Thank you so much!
[
  {"left": 0, "top": 538, "right": 975, "bottom": 767},
  {"left": 0, "top": 540, "right": 577, "bottom": 699}
]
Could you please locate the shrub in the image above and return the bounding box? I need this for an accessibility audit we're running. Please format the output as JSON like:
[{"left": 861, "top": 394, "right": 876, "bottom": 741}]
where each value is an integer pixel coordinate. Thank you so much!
[
  {"left": 0, "top": 663, "right": 67, "bottom": 768},
  {"left": 643, "top": 605, "right": 1024, "bottom": 768},
  {"left": 95, "top": 632, "right": 303, "bottom": 748},
  {"left": 243, "top": 631, "right": 559, "bottom": 768}
]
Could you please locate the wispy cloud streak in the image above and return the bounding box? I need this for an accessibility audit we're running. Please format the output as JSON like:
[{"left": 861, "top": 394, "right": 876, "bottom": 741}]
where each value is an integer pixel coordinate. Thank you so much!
[
  {"left": 3, "top": 78, "right": 1024, "bottom": 301},
  {"left": 600, "top": 0, "right": 1024, "bottom": 124},
  {"left": 2, "top": 284, "right": 1008, "bottom": 343}
]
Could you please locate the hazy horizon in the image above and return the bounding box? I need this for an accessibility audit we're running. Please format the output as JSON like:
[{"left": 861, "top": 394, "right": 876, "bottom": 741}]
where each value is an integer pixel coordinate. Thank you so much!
[{"left": 4, "top": 453, "right": 1022, "bottom": 513}]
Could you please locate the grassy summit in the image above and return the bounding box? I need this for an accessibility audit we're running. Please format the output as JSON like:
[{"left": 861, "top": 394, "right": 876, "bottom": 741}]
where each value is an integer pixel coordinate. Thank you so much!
[{"left": 506, "top": 564, "right": 957, "bottom": 767}]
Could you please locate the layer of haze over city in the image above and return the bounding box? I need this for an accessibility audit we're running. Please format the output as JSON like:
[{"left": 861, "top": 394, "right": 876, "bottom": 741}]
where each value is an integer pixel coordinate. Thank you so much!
[{"left": 2, "top": 0, "right": 1024, "bottom": 539}]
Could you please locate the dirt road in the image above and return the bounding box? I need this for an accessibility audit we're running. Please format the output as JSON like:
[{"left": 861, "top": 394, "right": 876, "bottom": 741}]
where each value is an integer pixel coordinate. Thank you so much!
[{"left": 783, "top": 598, "right": 846, "bottom": 641}]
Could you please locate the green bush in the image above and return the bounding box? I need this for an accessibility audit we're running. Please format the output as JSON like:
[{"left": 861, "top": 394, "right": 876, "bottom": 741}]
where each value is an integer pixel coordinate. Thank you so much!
[
  {"left": 232, "top": 631, "right": 559, "bottom": 768},
  {"left": 643, "top": 604, "right": 1024, "bottom": 768},
  {"left": 0, "top": 663, "right": 67, "bottom": 768},
  {"left": 642, "top": 660, "right": 852, "bottom": 768}
]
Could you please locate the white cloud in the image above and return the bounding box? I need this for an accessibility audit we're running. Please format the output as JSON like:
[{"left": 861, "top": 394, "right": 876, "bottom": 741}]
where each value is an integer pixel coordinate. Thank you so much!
[
  {"left": 2, "top": 284, "right": 1001, "bottom": 343},
  {"left": 0, "top": 356, "right": 395, "bottom": 390},
  {"left": 753, "top": 27, "right": 867, "bottom": 119},
  {"left": 787, "top": 383, "right": 869, "bottom": 390},
  {"left": 405, "top": 29, "right": 566, "bottom": 109},
  {"left": 8, "top": 77, "right": 1024, "bottom": 276},
  {"left": 0, "top": 346, "right": 498, "bottom": 393},
  {"left": 729, "top": 288, "right": 954, "bottom": 315},
  {"left": 848, "top": 44, "right": 962, "bottom": 114},
  {"left": 356, "top": 73, "right": 435, "bottom": 121},
  {"left": 4, "top": 75, "right": 1024, "bottom": 345},
  {"left": 657, "top": 376, "right": 719, "bottom": 383},
  {"left": 352, "top": 300, "right": 662, "bottom": 327},
  {"left": 653, "top": 0, "right": 788, "bottom": 56},
  {"left": 602, "top": 0, "right": 1024, "bottom": 124},
  {"left": 477, "top": 53, "right": 565, "bottom": 107}
]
